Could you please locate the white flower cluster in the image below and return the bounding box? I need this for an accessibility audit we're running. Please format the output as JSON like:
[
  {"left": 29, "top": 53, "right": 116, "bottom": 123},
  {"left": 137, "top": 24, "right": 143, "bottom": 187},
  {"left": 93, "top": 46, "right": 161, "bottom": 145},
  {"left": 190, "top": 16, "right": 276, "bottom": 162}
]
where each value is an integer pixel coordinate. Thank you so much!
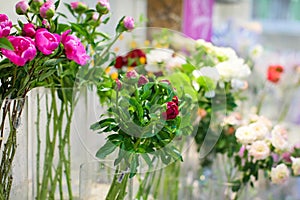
[
  {"left": 230, "top": 114, "right": 300, "bottom": 184},
  {"left": 196, "top": 39, "right": 251, "bottom": 84}
]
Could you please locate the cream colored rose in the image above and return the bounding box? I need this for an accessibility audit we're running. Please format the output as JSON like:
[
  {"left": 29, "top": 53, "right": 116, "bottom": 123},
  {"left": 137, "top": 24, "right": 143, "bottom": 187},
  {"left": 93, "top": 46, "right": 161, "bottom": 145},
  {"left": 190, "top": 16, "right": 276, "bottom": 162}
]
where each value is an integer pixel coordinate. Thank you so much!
[
  {"left": 271, "top": 125, "right": 288, "bottom": 139},
  {"left": 271, "top": 132, "right": 289, "bottom": 151},
  {"left": 291, "top": 157, "right": 300, "bottom": 175},
  {"left": 215, "top": 58, "right": 251, "bottom": 81},
  {"left": 235, "top": 126, "right": 256, "bottom": 144},
  {"left": 270, "top": 163, "right": 290, "bottom": 184},
  {"left": 249, "top": 140, "right": 270, "bottom": 160},
  {"left": 249, "top": 122, "right": 269, "bottom": 140},
  {"left": 248, "top": 115, "right": 272, "bottom": 130}
]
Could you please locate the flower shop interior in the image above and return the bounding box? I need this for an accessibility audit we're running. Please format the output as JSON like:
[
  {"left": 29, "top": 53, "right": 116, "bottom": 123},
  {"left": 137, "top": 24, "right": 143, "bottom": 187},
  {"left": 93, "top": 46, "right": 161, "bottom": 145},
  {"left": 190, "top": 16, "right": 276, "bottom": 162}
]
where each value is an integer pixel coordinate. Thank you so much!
[{"left": 1, "top": 0, "right": 300, "bottom": 199}]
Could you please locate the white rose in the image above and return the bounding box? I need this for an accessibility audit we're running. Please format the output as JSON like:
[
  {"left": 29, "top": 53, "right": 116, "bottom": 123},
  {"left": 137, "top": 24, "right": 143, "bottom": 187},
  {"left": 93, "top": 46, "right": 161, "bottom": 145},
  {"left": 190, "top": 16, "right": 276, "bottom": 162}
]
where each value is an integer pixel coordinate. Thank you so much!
[
  {"left": 271, "top": 132, "right": 289, "bottom": 151},
  {"left": 249, "top": 115, "right": 273, "bottom": 130},
  {"left": 271, "top": 125, "right": 288, "bottom": 139},
  {"left": 214, "top": 46, "right": 238, "bottom": 60},
  {"left": 291, "top": 157, "right": 300, "bottom": 175},
  {"left": 215, "top": 58, "right": 251, "bottom": 81},
  {"left": 249, "top": 140, "right": 270, "bottom": 160},
  {"left": 270, "top": 163, "right": 290, "bottom": 184},
  {"left": 249, "top": 122, "right": 269, "bottom": 140},
  {"left": 235, "top": 126, "right": 256, "bottom": 144}
]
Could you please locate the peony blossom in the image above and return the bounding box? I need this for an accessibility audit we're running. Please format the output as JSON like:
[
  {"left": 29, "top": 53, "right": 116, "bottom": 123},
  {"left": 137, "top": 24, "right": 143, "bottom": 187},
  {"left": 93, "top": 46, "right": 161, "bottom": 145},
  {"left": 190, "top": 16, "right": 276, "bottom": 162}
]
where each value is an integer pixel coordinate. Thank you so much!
[
  {"left": 96, "top": 0, "right": 110, "bottom": 14},
  {"left": 270, "top": 163, "right": 289, "bottom": 184},
  {"left": 15, "top": 0, "right": 29, "bottom": 15},
  {"left": 123, "top": 16, "right": 134, "bottom": 31},
  {"left": 0, "top": 14, "right": 12, "bottom": 38},
  {"left": 138, "top": 75, "right": 148, "bottom": 87},
  {"left": 249, "top": 122, "right": 269, "bottom": 140},
  {"left": 249, "top": 140, "right": 270, "bottom": 160},
  {"left": 291, "top": 157, "right": 300, "bottom": 175},
  {"left": 126, "top": 69, "right": 138, "bottom": 79},
  {"left": 162, "top": 101, "right": 179, "bottom": 120},
  {"left": 271, "top": 131, "right": 289, "bottom": 151},
  {"left": 1, "top": 36, "right": 36, "bottom": 66},
  {"left": 35, "top": 28, "right": 60, "bottom": 55},
  {"left": 61, "top": 30, "right": 89, "bottom": 65},
  {"left": 22, "top": 23, "right": 36, "bottom": 38},
  {"left": 235, "top": 126, "right": 256, "bottom": 145},
  {"left": 70, "top": 2, "right": 88, "bottom": 14},
  {"left": 40, "top": 1, "right": 55, "bottom": 19}
]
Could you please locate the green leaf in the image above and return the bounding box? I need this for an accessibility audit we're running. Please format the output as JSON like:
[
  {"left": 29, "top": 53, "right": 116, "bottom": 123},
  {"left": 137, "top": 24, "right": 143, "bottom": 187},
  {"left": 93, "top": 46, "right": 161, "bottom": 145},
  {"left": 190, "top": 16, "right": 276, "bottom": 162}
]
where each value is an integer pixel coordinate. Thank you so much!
[
  {"left": 182, "top": 63, "right": 196, "bottom": 74},
  {"left": 43, "top": 58, "right": 65, "bottom": 67},
  {"left": 90, "top": 118, "right": 116, "bottom": 131},
  {"left": 0, "top": 38, "right": 14, "bottom": 50},
  {"left": 54, "top": 0, "right": 60, "bottom": 10},
  {"left": 196, "top": 76, "right": 216, "bottom": 91},
  {"left": 96, "top": 141, "right": 117, "bottom": 159}
]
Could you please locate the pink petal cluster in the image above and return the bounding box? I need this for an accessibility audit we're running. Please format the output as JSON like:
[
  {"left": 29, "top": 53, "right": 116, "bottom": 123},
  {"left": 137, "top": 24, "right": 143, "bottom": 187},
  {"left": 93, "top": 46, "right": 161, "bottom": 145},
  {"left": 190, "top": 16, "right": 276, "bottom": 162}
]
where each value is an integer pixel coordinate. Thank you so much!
[
  {"left": 22, "top": 23, "right": 36, "bottom": 38},
  {"left": 40, "top": 1, "right": 55, "bottom": 19},
  {"left": 123, "top": 16, "right": 134, "bottom": 31},
  {"left": 96, "top": 0, "right": 110, "bottom": 14},
  {"left": 15, "top": 0, "right": 30, "bottom": 15},
  {"left": 0, "top": 14, "right": 12, "bottom": 38},
  {"left": 70, "top": 2, "right": 88, "bottom": 13},
  {"left": 35, "top": 28, "right": 60, "bottom": 55},
  {"left": 1, "top": 36, "right": 36, "bottom": 66},
  {"left": 97, "top": 0, "right": 110, "bottom": 10},
  {"left": 61, "top": 30, "right": 89, "bottom": 65}
]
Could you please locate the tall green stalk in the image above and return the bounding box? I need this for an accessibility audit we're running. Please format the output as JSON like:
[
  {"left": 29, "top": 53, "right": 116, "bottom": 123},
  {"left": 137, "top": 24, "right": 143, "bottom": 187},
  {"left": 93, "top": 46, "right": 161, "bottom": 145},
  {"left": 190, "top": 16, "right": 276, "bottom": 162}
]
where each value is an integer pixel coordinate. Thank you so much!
[{"left": 35, "top": 88, "right": 78, "bottom": 199}]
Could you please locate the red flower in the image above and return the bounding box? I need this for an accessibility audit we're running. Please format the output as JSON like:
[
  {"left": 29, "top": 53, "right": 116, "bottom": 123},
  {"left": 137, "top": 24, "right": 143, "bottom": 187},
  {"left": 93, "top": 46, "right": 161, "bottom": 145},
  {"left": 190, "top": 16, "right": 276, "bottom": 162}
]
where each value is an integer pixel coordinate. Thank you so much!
[
  {"left": 162, "top": 101, "right": 179, "bottom": 120},
  {"left": 267, "top": 65, "right": 284, "bottom": 83},
  {"left": 125, "top": 49, "right": 146, "bottom": 67},
  {"left": 114, "top": 56, "right": 125, "bottom": 69}
]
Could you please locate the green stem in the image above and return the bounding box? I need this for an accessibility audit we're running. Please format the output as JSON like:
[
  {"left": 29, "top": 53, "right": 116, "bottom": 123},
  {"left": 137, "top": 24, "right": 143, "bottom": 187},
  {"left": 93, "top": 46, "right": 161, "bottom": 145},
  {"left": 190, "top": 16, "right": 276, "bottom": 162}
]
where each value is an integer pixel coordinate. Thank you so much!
[{"left": 35, "top": 93, "right": 41, "bottom": 197}]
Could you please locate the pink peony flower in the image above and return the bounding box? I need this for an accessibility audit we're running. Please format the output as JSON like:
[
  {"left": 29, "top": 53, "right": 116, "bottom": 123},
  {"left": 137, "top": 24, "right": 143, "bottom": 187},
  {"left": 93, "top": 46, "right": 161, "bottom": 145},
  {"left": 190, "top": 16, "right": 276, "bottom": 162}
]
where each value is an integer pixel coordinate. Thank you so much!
[
  {"left": 138, "top": 75, "right": 148, "bottom": 87},
  {"left": 123, "top": 16, "right": 134, "bottom": 31},
  {"left": 35, "top": 28, "right": 60, "bottom": 55},
  {"left": 70, "top": 2, "right": 88, "bottom": 13},
  {"left": 61, "top": 30, "right": 89, "bottom": 65},
  {"left": 126, "top": 70, "right": 138, "bottom": 79},
  {"left": 15, "top": 0, "right": 30, "bottom": 15},
  {"left": 22, "top": 23, "right": 36, "bottom": 38},
  {"left": 40, "top": 1, "right": 55, "bottom": 19},
  {"left": 96, "top": 0, "right": 110, "bottom": 14},
  {"left": 1, "top": 36, "right": 36, "bottom": 66},
  {"left": 0, "top": 14, "right": 12, "bottom": 38}
]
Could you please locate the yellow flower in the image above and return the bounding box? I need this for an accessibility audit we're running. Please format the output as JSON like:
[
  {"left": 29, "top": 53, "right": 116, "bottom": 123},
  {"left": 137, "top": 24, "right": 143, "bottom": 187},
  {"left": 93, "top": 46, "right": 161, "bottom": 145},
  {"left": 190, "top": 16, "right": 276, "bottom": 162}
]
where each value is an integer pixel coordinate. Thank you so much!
[
  {"left": 118, "top": 34, "right": 124, "bottom": 40},
  {"left": 110, "top": 72, "right": 118, "bottom": 80},
  {"left": 144, "top": 40, "right": 150, "bottom": 46},
  {"left": 105, "top": 67, "right": 111, "bottom": 74},
  {"left": 139, "top": 57, "right": 146, "bottom": 64}
]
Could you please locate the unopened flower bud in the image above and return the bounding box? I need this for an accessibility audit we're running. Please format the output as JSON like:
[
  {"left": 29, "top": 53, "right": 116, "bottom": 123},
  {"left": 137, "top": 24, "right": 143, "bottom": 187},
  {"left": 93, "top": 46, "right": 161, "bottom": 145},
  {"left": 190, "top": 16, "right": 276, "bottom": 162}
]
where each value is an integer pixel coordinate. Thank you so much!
[
  {"left": 96, "top": 0, "right": 110, "bottom": 15},
  {"left": 40, "top": 1, "right": 55, "bottom": 19},
  {"left": 16, "top": 0, "right": 30, "bottom": 15}
]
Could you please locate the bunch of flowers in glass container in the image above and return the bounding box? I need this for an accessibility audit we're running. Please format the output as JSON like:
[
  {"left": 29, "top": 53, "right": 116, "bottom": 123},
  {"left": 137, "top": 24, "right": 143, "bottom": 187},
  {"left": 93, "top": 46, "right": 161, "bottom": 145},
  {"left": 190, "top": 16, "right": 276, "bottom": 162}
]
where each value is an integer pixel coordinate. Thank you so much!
[
  {"left": 91, "top": 68, "right": 195, "bottom": 199},
  {"left": 0, "top": 0, "right": 135, "bottom": 198}
]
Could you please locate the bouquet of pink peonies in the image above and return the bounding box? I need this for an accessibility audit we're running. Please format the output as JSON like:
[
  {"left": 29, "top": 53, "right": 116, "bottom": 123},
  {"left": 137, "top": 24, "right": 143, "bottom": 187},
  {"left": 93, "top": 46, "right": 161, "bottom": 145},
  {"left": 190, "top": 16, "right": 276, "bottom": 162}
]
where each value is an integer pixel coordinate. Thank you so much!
[{"left": 0, "top": 0, "right": 134, "bottom": 199}]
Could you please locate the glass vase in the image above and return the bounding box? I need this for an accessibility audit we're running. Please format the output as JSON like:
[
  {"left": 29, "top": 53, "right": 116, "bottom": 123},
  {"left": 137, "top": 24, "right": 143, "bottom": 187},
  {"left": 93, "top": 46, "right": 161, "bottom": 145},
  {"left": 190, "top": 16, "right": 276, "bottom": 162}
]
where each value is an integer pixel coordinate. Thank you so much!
[
  {"left": 0, "top": 96, "right": 29, "bottom": 200},
  {"left": 79, "top": 160, "right": 133, "bottom": 200}
]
